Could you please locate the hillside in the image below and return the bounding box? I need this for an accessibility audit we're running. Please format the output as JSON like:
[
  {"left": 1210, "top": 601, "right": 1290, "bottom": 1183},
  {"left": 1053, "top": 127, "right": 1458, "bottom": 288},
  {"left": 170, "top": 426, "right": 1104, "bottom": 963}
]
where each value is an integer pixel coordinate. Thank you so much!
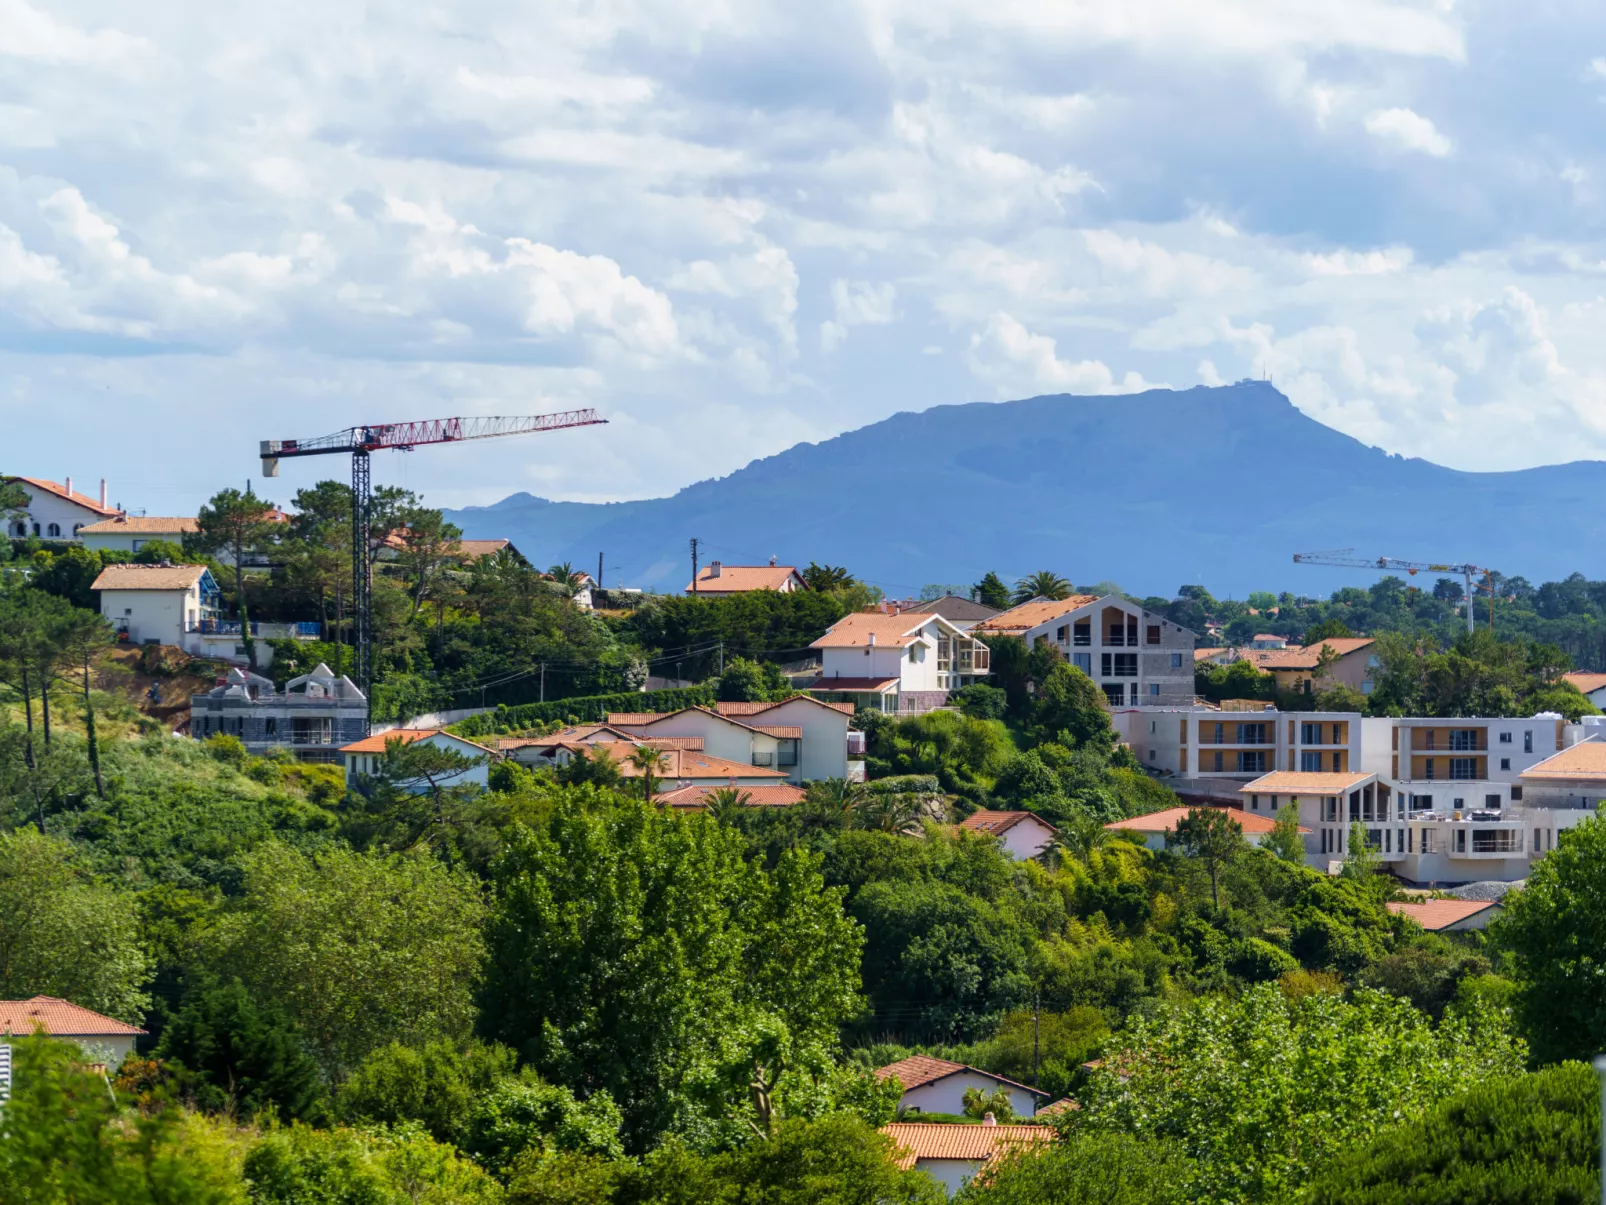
[{"left": 446, "top": 383, "right": 1606, "bottom": 598}]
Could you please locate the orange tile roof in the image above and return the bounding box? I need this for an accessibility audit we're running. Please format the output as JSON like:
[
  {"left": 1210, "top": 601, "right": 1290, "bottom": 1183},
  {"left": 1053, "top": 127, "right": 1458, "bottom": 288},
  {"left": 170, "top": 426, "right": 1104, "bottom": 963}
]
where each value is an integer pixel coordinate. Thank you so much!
[
  {"left": 78, "top": 515, "right": 199, "bottom": 535},
  {"left": 1195, "top": 647, "right": 1230, "bottom": 661},
  {"left": 456, "top": 539, "right": 511, "bottom": 558},
  {"left": 710, "top": 697, "right": 858, "bottom": 718},
  {"left": 1255, "top": 638, "right": 1375, "bottom": 671},
  {"left": 581, "top": 742, "right": 789, "bottom": 780},
  {"left": 748, "top": 725, "right": 803, "bottom": 739},
  {"left": 656, "top": 783, "right": 808, "bottom": 808},
  {"left": 881, "top": 1123, "right": 1053, "bottom": 1170},
  {"left": 1522, "top": 740, "right": 1606, "bottom": 781},
  {"left": 6, "top": 477, "right": 121, "bottom": 517},
  {"left": 810, "top": 612, "right": 934, "bottom": 649},
  {"left": 1564, "top": 672, "right": 1606, "bottom": 695},
  {"left": 1239, "top": 770, "right": 1374, "bottom": 795},
  {"left": 806, "top": 677, "right": 901, "bottom": 693},
  {"left": 973, "top": 595, "right": 1102, "bottom": 635},
  {"left": 605, "top": 706, "right": 797, "bottom": 739},
  {"left": 1034, "top": 1098, "right": 1078, "bottom": 1119},
  {"left": 1387, "top": 899, "right": 1502, "bottom": 931},
  {"left": 90, "top": 563, "right": 210, "bottom": 591},
  {"left": 1105, "top": 805, "right": 1301, "bottom": 836},
  {"left": 875, "top": 1055, "right": 1045, "bottom": 1097},
  {"left": 0, "top": 996, "right": 145, "bottom": 1037},
  {"left": 960, "top": 810, "right": 1058, "bottom": 837},
  {"left": 686, "top": 565, "right": 803, "bottom": 593},
  {"left": 338, "top": 729, "right": 492, "bottom": 755}
]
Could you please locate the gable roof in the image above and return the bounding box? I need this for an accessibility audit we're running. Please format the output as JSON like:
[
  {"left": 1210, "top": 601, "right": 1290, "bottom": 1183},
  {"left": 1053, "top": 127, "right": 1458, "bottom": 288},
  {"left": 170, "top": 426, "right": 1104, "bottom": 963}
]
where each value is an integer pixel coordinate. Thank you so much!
[
  {"left": 1522, "top": 739, "right": 1606, "bottom": 782},
  {"left": 1104, "top": 805, "right": 1303, "bottom": 836},
  {"left": 712, "top": 697, "right": 856, "bottom": 718},
  {"left": 0, "top": 997, "right": 145, "bottom": 1037},
  {"left": 875, "top": 1055, "right": 1047, "bottom": 1097},
  {"left": 1254, "top": 638, "right": 1376, "bottom": 671},
  {"left": 1563, "top": 672, "right": 1606, "bottom": 695},
  {"left": 5, "top": 477, "right": 121, "bottom": 518},
  {"left": 656, "top": 783, "right": 808, "bottom": 808},
  {"left": 811, "top": 612, "right": 941, "bottom": 650},
  {"left": 90, "top": 563, "right": 210, "bottom": 591},
  {"left": 578, "top": 742, "right": 789, "bottom": 780},
  {"left": 806, "top": 677, "right": 901, "bottom": 694},
  {"left": 881, "top": 1123, "right": 1053, "bottom": 1170},
  {"left": 972, "top": 594, "right": 1103, "bottom": 636},
  {"left": 78, "top": 515, "right": 199, "bottom": 535},
  {"left": 1387, "top": 899, "right": 1502, "bottom": 931},
  {"left": 960, "top": 810, "right": 1058, "bottom": 837},
  {"left": 686, "top": 565, "right": 803, "bottom": 593},
  {"left": 338, "top": 729, "right": 493, "bottom": 755},
  {"left": 605, "top": 706, "right": 792, "bottom": 738},
  {"left": 456, "top": 539, "right": 513, "bottom": 559},
  {"left": 903, "top": 595, "right": 1001, "bottom": 622}
]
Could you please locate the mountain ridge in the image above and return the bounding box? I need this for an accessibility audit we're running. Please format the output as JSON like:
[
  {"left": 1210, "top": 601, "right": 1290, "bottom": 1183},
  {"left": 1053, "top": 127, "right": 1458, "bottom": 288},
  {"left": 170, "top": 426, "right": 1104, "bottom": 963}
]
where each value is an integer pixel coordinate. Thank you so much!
[{"left": 445, "top": 384, "right": 1606, "bottom": 597}]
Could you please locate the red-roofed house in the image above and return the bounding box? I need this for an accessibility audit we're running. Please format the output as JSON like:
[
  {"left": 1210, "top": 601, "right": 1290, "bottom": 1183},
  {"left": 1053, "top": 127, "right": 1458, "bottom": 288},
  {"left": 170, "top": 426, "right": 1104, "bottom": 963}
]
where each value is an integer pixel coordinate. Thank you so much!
[
  {"left": 655, "top": 783, "right": 808, "bottom": 809},
  {"left": 959, "top": 811, "right": 1058, "bottom": 860},
  {"left": 1387, "top": 898, "right": 1503, "bottom": 932},
  {"left": 339, "top": 729, "right": 496, "bottom": 788},
  {"left": 875, "top": 1055, "right": 1048, "bottom": 1120},
  {"left": 882, "top": 1122, "right": 1053, "bottom": 1197},
  {"left": 1563, "top": 672, "right": 1606, "bottom": 710},
  {"left": 809, "top": 611, "right": 990, "bottom": 714},
  {"left": 4, "top": 476, "right": 122, "bottom": 540},
  {"left": 1105, "top": 804, "right": 1308, "bottom": 852},
  {"left": 604, "top": 696, "right": 858, "bottom": 783},
  {"left": 686, "top": 560, "right": 806, "bottom": 595},
  {"left": 0, "top": 996, "right": 146, "bottom": 1064}
]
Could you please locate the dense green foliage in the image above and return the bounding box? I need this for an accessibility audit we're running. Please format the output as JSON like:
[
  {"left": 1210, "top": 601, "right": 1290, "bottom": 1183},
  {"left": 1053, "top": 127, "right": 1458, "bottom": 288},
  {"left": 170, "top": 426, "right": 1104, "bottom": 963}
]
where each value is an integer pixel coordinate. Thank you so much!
[
  {"left": 957, "top": 1133, "right": 1193, "bottom": 1205},
  {"left": 450, "top": 685, "right": 717, "bottom": 738}
]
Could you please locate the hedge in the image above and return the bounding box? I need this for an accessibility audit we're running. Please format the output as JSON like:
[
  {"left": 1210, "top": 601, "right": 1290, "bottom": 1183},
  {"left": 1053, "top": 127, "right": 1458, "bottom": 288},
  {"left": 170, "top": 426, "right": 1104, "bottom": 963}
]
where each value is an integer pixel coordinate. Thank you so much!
[{"left": 448, "top": 684, "right": 718, "bottom": 737}]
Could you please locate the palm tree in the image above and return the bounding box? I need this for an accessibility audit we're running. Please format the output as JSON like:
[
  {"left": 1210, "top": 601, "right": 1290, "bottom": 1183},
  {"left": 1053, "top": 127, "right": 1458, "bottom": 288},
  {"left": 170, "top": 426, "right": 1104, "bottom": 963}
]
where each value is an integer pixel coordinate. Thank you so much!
[
  {"left": 547, "top": 562, "right": 583, "bottom": 596},
  {"left": 859, "top": 791, "right": 923, "bottom": 835},
  {"left": 704, "top": 786, "right": 753, "bottom": 824},
  {"left": 625, "top": 743, "right": 669, "bottom": 804},
  {"left": 1055, "top": 814, "right": 1109, "bottom": 862},
  {"left": 802, "top": 777, "right": 868, "bottom": 830},
  {"left": 1013, "top": 571, "right": 1072, "bottom": 605}
]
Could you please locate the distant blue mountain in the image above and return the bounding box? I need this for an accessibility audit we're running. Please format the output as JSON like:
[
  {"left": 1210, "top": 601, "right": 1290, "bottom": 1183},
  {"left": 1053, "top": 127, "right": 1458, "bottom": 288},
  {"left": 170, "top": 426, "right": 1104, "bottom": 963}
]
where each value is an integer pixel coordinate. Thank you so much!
[{"left": 444, "top": 383, "right": 1606, "bottom": 599}]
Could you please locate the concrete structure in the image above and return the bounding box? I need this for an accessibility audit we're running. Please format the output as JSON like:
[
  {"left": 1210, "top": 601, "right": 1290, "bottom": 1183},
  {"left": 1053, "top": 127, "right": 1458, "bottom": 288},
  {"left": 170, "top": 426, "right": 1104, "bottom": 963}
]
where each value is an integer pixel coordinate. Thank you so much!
[
  {"left": 882, "top": 1122, "right": 1052, "bottom": 1198},
  {"left": 1105, "top": 804, "right": 1301, "bottom": 852},
  {"left": 2, "top": 476, "right": 120, "bottom": 539},
  {"left": 808, "top": 611, "right": 990, "bottom": 713},
  {"left": 875, "top": 1055, "right": 1047, "bottom": 1119},
  {"left": 1113, "top": 706, "right": 1363, "bottom": 782},
  {"left": 78, "top": 515, "right": 199, "bottom": 554},
  {"left": 975, "top": 595, "right": 1195, "bottom": 707},
  {"left": 191, "top": 663, "right": 368, "bottom": 761},
  {"left": 959, "top": 810, "right": 1058, "bottom": 859},
  {"left": 0, "top": 997, "right": 145, "bottom": 1066},
  {"left": 1253, "top": 638, "right": 1379, "bottom": 696},
  {"left": 686, "top": 560, "right": 806, "bottom": 595},
  {"left": 340, "top": 728, "right": 495, "bottom": 787},
  {"left": 901, "top": 595, "right": 1001, "bottom": 630},
  {"left": 1387, "top": 899, "right": 1503, "bottom": 932}
]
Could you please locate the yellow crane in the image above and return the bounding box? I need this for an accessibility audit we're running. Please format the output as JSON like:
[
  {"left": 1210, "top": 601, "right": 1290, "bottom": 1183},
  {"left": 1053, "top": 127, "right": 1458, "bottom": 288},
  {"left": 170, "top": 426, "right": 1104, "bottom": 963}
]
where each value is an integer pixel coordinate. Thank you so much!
[{"left": 1291, "top": 551, "right": 1496, "bottom": 635}]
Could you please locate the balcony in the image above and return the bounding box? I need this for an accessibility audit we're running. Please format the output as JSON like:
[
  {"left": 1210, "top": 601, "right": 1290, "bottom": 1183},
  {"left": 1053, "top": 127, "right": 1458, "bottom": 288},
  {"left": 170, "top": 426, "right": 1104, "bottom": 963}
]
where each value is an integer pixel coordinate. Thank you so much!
[{"left": 189, "top": 620, "right": 321, "bottom": 639}]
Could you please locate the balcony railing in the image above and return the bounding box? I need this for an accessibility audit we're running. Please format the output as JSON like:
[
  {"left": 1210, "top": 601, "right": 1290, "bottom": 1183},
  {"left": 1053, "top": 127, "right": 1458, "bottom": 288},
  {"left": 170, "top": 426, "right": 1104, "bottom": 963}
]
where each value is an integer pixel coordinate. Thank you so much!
[{"left": 189, "top": 620, "right": 321, "bottom": 638}]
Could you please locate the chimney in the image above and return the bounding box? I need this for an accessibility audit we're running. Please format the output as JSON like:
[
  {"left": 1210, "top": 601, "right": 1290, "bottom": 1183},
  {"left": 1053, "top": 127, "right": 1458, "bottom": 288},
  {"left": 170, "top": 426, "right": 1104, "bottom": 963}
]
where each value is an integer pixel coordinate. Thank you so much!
[
  {"left": 867, "top": 632, "right": 876, "bottom": 647},
  {"left": 982, "top": 1113, "right": 997, "bottom": 1127},
  {"left": 709, "top": 561, "right": 722, "bottom": 578},
  {"left": 769, "top": 555, "right": 777, "bottom": 566},
  {"left": 100, "top": 478, "right": 108, "bottom": 509}
]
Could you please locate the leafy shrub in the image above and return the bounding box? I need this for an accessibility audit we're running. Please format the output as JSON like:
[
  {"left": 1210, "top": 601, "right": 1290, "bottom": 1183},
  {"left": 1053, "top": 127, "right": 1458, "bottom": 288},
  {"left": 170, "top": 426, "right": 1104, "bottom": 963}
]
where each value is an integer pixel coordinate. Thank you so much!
[
  {"left": 451, "top": 685, "right": 717, "bottom": 737},
  {"left": 203, "top": 734, "right": 247, "bottom": 766},
  {"left": 950, "top": 683, "right": 1008, "bottom": 720},
  {"left": 957, "top": 1132, "right": 1193, "bottom": 1205}
]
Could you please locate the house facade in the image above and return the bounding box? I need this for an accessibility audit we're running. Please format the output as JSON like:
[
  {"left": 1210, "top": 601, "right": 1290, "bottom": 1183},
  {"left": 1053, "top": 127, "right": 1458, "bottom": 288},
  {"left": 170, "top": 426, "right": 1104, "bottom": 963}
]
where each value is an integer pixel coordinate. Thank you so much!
[
  {"left": 93, "top": 562, "right": 317, "bottom": 668},
  {"left": 685, "top": 561, "right": 806, "bottom": 595},
  {"left": 1253, "top": 637, "right": 1379, "bottom": 696},
  {"left": 975, "top": 595, "right": 1195, "bottom": 707},
  {"left": 875, "top": 1055, "right": 1047, "bottom": 1120},
  {"left": 340, "top": 728, "right": 495, "bottom": 787},
  {"left": 959, "top": 810, "right": 1058, "bottom": 859},
  {"left": 191, "top": 663, "right": 368, "bottom": 761},
  {"left": 2, "top": 476, "right": 120, "bottom": 539},
  {"left": 882, "top": 1122, "right": 1052, "bottom": 1198},
  {"left": 1105, "top": 804, "right": 1302, "bottom": 852},
  {"left": 808, "top": 611, "right": 990, "bottom": 714},
  {"left": 78, "top": 515, "right": 199, "bottom": 554},
  {"left": 0, "top": 996, "right": 145, "bottom": 1066}
]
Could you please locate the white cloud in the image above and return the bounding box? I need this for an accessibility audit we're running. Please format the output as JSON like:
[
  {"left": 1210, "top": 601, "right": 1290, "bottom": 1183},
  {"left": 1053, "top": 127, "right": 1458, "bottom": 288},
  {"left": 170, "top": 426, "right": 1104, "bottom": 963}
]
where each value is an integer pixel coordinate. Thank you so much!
[
  {"left": 968, "top": 312, "right": 1160, "bottom": 396},
  {"left": 821, "top": 279, "right": 897, "bottom": 350},
  {"left": 1364, "top": 107, "right": 1452, "bottom": 157}
]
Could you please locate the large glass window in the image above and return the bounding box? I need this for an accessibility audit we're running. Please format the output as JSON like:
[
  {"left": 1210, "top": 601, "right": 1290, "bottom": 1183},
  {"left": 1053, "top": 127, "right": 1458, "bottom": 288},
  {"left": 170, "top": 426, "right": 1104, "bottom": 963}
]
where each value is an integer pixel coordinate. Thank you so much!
[{"left": 1449, "top": 758, "right": 1477, "bottom": 781}]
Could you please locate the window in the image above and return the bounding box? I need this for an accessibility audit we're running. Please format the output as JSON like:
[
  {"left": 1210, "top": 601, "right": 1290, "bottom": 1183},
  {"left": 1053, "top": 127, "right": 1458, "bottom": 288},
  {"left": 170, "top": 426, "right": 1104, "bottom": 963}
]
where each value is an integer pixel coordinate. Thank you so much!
[
  {"left": 1499, "top": 731, "right": 1513, "bottom": 744},
  {"left": 1424, "top": 759, "right": 1436, "bottom": 780},
  {"left": 1301, "top": 750, "right": 1323, "bottom": 772},
  {"left": 1146, "top": 625, "right": 1161, "bottom": 645},
  {"left": 1455, "top": 829, "right": 1467, "bottom": 853},
  {"left": 752, "top": 752, "right": 773, "bottom": 767},
  {"left": 1485, "top": 794, "right": 1502, "bottom": 809},
  {"left": 1102, "top": 684, "right": 1125, "bottom": 706},
  {"left": 1170, "top": 653, "right": 1183, "bottom": 668},
  {"left": 1500, "top": 758, "right": 1511, "bottom": 771},
  {"left": 1073, "top": 619, "right": 1091, "bottom": 646},
  {"left": 1449, "top": 758, "right": 1476, "bottom": 781},
  {"left": 46, "top": 522, "right": 60, "bottom": 537},
  {"left": 1450, "top": 729, "right": 1479, "bottom": 751},
  {"left": 1237, "top": 751, "right": 1266, "bottom": 773},
  {"left": 1361, "top": 680, "right": 1374, "bottom": 694},
  {"left": 1149, "top": 683, "right": 1159, "bottom": 697},
  {"left": 1511, "top": 786, "right": 1523, "bottom": 802},
  {"left": 1107, "top": 653, "right": 1138, "bottom": 678},
  {"left": 1332, "top": 724, "right": 1342, "bottom": 744},
  {"left": 1236, "top": 723, "right": 1268, "bottom": 744},
  {"left": 1301, "top": 723, "right": 1323, "bottom": 745},
  {"left": 1421, "top": 828, "right": 1438, "bottom": 854},
  {"left": 1473, "top": 830, "right": 1522, "bottom": 854},
  {"left": 1056, "top": 625, "right": 1068, "bottom": 643},
  {"left": 1211, "top": 750, "right": 1224, "bottom": 772},
  {"left": 1073, "top": 653, "right": 1092, "bottom": 675},
  {"left": 132, "top": 539, "right": 145, "bottom": 551},
  {"left": 265, "top": 717, "right": 277, "bottom": 736},
  {"left": 1524, "top": 731, "right": 1533, "bottom": 753},
  {"left": 1249, "top": 794, "right": 1260, "bottom": 810}
]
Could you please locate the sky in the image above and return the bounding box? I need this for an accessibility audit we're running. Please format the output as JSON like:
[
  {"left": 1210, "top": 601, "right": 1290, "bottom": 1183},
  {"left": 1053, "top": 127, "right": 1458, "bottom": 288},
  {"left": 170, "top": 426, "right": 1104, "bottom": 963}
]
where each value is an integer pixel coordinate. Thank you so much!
[{"left": 5, "top": 0, "right": 1606, "bottom": 515}]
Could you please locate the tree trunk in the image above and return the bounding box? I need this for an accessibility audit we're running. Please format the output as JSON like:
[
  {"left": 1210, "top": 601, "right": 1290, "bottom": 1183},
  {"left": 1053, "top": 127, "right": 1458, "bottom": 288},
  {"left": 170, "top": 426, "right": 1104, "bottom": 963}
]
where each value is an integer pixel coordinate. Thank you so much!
[
  {"left": 83, "top": 653, "right": 103, "bottom": 798},
  {"left": 40, "top": 666, "right": 51, "bottom": 748},
  {"left": 20, "top": 665, "right": 35, "bottom": 769},
  {"left": 237, "top": 549, "right": 257, "bottom": 670}
]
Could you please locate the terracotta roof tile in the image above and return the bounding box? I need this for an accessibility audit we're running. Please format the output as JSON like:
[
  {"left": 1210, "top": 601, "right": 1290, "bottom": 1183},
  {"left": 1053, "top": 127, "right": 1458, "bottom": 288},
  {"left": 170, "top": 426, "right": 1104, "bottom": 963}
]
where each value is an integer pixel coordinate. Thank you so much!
[
  {"left": 973, "top": 595, "right": 1103, "bottom": 635},
  {"left": 656, "top": 784, "right": 808, "bottom": 808},
  {"left": 456, "top": 539, "right": 511, "bottom": 558},
  {"left": 1387, "top": 899, "right": 1502, "bottom": 931},
  {"left": 6, "top": 477, "right": 121, "bottom": 517},
  {"left": 90, "top": 563, "right": 210, "bottom": 591},
  {"left": 0, "top": 997, "right": 145, "bottom": 1037},
  {"left": 710, "top": 697, "right": 858, "bottom": 717},
  {"left": 581, "top": 742, "right": 789, "bottom": 780},
  {"left": 881, "top": 1123, "right": 1053, "bottom": 1170},
  {"left": 1239, "top": 770, "right": 1374, "bottom": 794},
  {"left": 806, "top": 677, "right": 901, "bottom": 693},
  {"left": 875, "top": 1055, "right": 1046, "bottom": 1097},
  {"left": 78, "top": 516, "right": 199, "bottom": 535},
  {"left": 1105, "top": 805, "right": 1303, "bottom": 836},
  {"left": 1255, "top": 638, "right": 1375, "bottom": 670},
  {"left": 960, "top": 810, "right": 1058, "bottom": 836},
  {"left": 810, "top": 612, "right": 936, "bottom": 649},
  {"left": 1522, "top": 740, "right": 1606, "bottom": 781},
  {"left": 339, "top": 729, "right": 492, "bottom": 755},
  {"left": 1563, "top": 672, "right": 1606, "bottom": 695},
  {"left": 686, "top": 565, "right": 803, "bottom": 593}
]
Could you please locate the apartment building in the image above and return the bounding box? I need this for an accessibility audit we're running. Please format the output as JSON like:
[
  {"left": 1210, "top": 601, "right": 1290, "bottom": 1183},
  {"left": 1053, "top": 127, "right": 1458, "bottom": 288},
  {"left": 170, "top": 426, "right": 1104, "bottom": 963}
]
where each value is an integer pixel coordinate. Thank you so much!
[
  {"left": 1359, "top": 715, "right": 1563, "bottom": 811},
  {"left": 974, "top": 595, "right": 1195, "bottom": 707},
  {"left": 1115, "top": 706, "right": 1361, "bottom": 781}
]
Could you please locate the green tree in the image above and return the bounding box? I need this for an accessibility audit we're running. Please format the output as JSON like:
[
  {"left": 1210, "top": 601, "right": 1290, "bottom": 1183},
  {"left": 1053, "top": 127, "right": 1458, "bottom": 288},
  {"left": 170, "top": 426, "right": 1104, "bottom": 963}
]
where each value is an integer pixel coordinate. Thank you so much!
[
  {"left": 624, "top": 743, "right": 668, "bottom": 804},
  {"left": 1304, "top": 1062, "right": 1597, "bottom": 1205},
  {"left": 961, "top": 1084, "right": 1017, "bottom": 1121},
  {"left": 1494, "top": 808, "right": 1606, "bottom": 1063},
  {"left": 716, "top": 656, "right": 788, "bottom": 702},
  {"left": 244, "top": 1121, "right": 502, "bottom": 1204},
  {"left": 338, "top": 1038, "right": 517, "bottom": 1146},
  {"left": 206, "top": 841, "right": 488, "bottom": 1083},
  {"left": 0, "top": 829, "right": 149, "bottom": 1022},
  {"left": 1072, "top": 983, "right": 1526, "bottom": 1204},
  {"left": 1303, "top": 618, "right": 1354, "bottom": 644},
  {"left": 154, "top": 977, "right": 326, "bottom": 1121},
  {"left": 802, "top": 563, "right": 855, "bottom": 591},
  {"left": 1013, "top": 571, "right": 1072, "bottom": 605},
  {"left": 973, "top": 572, "right": 1012, "bottom": 611},
  {"left": 1342, "top": 820, "right": 1382, "bottom": 883},
  {"left": 956, "top": 1133, "right": 1192, "bottom": 1205},
  {"left": 354, "top": 736, "right": 489, "bottom": 862},
  {"left": 464, "top": 1074, "right": 624, "bottom": 1174},
  {"left": 1031, "top": 661, "right": 1116, "bottom": 750},
  {"left": 1166, "top": 808, "right": 1246, "bottom": 910},
  {"left": 479, "top": 804, "right": 865, "bottom": 1149},
  {"left": 193, "top": 485, "right": 281, "bottom": 668},
  {"left": 1262, "top": 804, "right": 1307, "bottom": 865}
]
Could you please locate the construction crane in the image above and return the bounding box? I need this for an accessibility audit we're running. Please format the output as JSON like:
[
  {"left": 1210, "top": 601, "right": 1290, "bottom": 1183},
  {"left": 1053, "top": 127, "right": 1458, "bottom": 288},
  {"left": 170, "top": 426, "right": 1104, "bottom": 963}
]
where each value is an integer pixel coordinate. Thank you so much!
[
  {"left": 1292, "top": 550, "right": 1495, "bottom": 635},
  {"left": 260, "top": 410, "right": 607, "bottom": 730}
]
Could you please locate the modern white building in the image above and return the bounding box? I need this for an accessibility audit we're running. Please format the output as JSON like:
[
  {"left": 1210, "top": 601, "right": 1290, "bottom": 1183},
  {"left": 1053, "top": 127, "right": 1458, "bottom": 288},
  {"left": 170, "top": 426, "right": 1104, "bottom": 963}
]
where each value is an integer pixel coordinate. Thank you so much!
[
  {"left": 1113, "top": 706, "right": 1363, "bottom": 782},
  {"left": 975, "top": 595, "right": 1196, "bottom": 707},
  {"left": 0, "top": 996, "right": 145, "bottom": 1066},
  {"left": 190, "top": 664, "right": 368, "bottom": 761},
  {"left": 875, "top": 1055, "right": 1047, "bottom": 1119},
  {"left": 78, "top": 515, "right": 199, "bottom": 554},
  {"left": 959, "top": 810, "right": 1058, "bottom": 859},
  {"left": 3, "top": 476, "right": 121, "bottom": 539},
  {"left": 807, "top": 611, "right": 991, "bottom": 714}
]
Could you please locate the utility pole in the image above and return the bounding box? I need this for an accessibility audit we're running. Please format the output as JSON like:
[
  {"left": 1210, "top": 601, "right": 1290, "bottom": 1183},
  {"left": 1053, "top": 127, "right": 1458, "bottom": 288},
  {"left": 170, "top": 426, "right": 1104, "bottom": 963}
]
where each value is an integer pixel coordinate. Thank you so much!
[
  {"left": 1032, "top": 990, "right": 1040, "bottom": 1086},
  {"left": 597, "top": 551, "right": 604, "bottom": 591},
  {"left": 718, "top": 640, "right": 724, "bottom": 675},
  {"left": 540, "top": 662, "right": 546, "bottom": 703},
  {"left": 690, "top": 537, "right": 701, "bottom": 594}
]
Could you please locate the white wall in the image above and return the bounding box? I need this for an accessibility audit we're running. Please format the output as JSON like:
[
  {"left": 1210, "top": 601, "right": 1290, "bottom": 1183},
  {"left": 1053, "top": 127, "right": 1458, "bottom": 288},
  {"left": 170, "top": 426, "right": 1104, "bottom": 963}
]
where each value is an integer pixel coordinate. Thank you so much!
[
  {"left": 101, "top": 587, "right": 200, "bottom": 647},
  {"left": 1000, "top": 819, "right": 1056, "bottom": 860},
  {"left": 5, "top": 483, "right": 109, "bottom": 540},
  {"left": 752, "top": 697, "right": 851, "bottom": 782},
  {"left": 900, "top": 1071, "right": 1038, "bottom": 1118},
  {"left": 633, "top": 711, "right": 769, "bottom": 769},
  {"left": 915, "top": 1159, "right": 983, "bottom": 1198},
  {"left": 82, "top": 529, "right": 188, "bottom": 554}
]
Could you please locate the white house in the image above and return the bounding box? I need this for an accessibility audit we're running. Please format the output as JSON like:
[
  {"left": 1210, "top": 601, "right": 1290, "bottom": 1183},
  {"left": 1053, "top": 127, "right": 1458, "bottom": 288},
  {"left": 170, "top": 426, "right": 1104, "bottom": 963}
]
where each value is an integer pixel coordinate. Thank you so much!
[
  {"left": 339, "top": 728, "right": 496, "bottom": 788},
  {"left": 1563, "top": 672, "right": 1606, "bottom": 711},
  {"left": 808, "top": 611, "right": 991, "bottom": 714},
  {"left": 959, "top": 810, "right": 1058, "bottom": 860},
  {"left": 712, "top": 696, "right": 857, "bottom": 783},
  {"left": 875, "top": 1055, "right": 1047, "bottom": 1120},
  {"left": 975, "top": 595, "right": 1195, "bottom": 707},
  {"left": 93, "top": 563, "right": 220, "bottom": 648},
  {"left": 882, "top": 1122, "right": 1052, "bottom": 1198},
  {"left": 1387, "top": 899, "right": 1503, "bottom": 933},
  {"left": 78, "top": 515, "right": 199, "bottom": 554},
  {"left": 3, "top": 476, "right": 121, "bottom": 539},
  {"left": 0, "top": 996, "right": 145, "bottom": 1066},
  {"left": 686, "top": 560, "right": 806, "bottom": 595},
  {"left": 595, "top": 695, "right": 857, "bottom": 783}
]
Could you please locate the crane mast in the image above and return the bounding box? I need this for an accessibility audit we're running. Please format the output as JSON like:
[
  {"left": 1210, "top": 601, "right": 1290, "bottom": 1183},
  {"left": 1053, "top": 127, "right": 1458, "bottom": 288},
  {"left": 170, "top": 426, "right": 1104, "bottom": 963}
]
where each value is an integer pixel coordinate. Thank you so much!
[
  {"left": 1292, "top": 551, "right": 1494, "bottom": 635},
  {"left": 260, "top": 409, "right": 607, "bottom": 730}
]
